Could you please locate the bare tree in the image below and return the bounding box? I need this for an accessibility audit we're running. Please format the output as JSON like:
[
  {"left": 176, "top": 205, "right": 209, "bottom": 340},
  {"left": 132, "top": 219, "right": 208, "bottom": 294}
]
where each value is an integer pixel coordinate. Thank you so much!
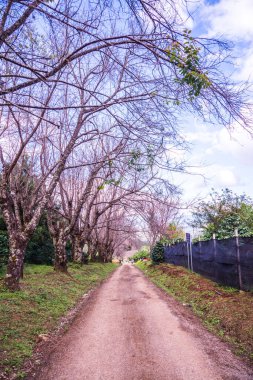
[
  {"left": 1, "top": 0, "right": 253, "bottom": 292},
  {"left": 1, "top": 54, "right": 143, "bottom": 289},
  {"left": 0, "top": 0, "right": 251, "bottom": 129},
  {"left": 46, "top": 136, "right": 128, "bottom": 271},
  {"left": 67, "top": 155, "right": 155, "bottom": 261},
  {"left": 91, "top": 205, "right": 137, "bottom": 263},
  {"left": 133, "top": 191, "right": 180, "bottom": 250}
]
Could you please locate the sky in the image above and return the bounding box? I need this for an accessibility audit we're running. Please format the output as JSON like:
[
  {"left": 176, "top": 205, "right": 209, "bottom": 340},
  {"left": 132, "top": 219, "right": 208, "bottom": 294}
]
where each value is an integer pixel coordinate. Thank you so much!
[{"left": 171, "top": 0, "right": 253, "bottom": 227}]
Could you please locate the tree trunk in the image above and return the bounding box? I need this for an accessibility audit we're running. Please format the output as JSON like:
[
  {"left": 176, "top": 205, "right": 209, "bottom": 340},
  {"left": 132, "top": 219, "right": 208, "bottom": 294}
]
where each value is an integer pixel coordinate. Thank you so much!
[
  {"left": 72, "top": 235, "right": 83, "bottom": 263},
  {"left": 103, "top": 251, "right": 113, "bottom": 263},
  {"left": 53, "top": 236, "right": 68, "bottom": 272},
  {"left": 97, "top": 245, "right": 107, "bottom": 262},
  {"left": 88, "top": 241, "right": 97, "bottom": 262},
  {"left": 4, "top": 237, "right": 28, "bottom": 291},
  {"left": 107, "top": 250, "right": 114, "bottom": 263}
]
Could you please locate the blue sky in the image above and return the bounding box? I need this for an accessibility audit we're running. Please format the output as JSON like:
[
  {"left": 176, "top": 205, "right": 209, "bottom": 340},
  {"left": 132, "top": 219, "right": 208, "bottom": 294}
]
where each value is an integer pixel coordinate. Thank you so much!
[
  {"left": 172, "top": 0, "right": 253, "bottom": 216},
  {"left": 205, "top": 0, "right": 220, "bottom": 4}
]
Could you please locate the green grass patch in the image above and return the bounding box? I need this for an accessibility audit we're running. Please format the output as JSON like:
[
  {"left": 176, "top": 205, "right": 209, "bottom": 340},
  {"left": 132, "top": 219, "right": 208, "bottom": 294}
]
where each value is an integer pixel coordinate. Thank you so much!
[
  {"left": 136, "top": 261, "right": 253, "bottom": 363},
  {"left": 0, "top": 262, "right": 117, "bottom": 377}
]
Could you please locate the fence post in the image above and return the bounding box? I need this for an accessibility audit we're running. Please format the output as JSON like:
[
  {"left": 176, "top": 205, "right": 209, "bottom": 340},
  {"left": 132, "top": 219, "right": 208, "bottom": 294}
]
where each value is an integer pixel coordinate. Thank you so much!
[
  {"left": 213, "top": 233, "right": 217, "bottom": 281},
  {"left": 186, "top": 233, "right": 191, "bottom": 270},
  {"left": 235, "top": 228, "right": 243, "bottom": 290},
  {"left": 186, "top": 240, "right": 190, "bottom": 270},
  {"left": 213, "top": 233, "right": 216, "bottom": 253},
  {"left": 190, "top": 238, "right": 193, "bottom": 272}
]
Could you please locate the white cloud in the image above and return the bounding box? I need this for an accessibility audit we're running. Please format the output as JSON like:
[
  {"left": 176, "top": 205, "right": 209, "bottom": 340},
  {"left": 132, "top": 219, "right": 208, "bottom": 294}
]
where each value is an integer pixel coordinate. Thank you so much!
[
  {"left": 189, "top": 0, "right": 253, "bottom": 82},
  {"left": 198, "top": 0, "right": 253, "bottom": 41},
  {"left": 172, "top": 118, "right": 253, "bottom": 205},
  {"left": 170, "top": 0, "right": 253, "bottom": 225},
  {"left": 209, "top": 126, "right": 253, "bottom": 166},
  {"left": 234, "top": 46, "right": 253, "bottom": 81},
  {"left": 216, "top": 168, "right": 238, "bottom": 186}
]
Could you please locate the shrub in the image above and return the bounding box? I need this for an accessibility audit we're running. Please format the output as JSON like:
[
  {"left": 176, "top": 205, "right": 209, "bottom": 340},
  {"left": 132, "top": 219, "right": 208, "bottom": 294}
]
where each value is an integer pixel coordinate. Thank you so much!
[
  {"left": 25, "top": 216, "right": 54, "bottom": 265},
  {"left": 151, "top": 241, "right": 164, "bottom": 264},
  {"left": 0, "top": 231, "right": 8, "bottom": 268},
  {"left": 130, "top": 249, "right": 149, "bottom": 262}
]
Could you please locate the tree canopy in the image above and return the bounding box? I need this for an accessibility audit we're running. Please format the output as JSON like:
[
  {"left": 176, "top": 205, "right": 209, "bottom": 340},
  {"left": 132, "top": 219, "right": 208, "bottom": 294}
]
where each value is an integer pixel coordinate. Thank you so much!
[
  {"left": 192, "top": 188, "right": 253, "bottom": 239},
  {"left": 1, "top": 1, "right": 253, "bottom": 289}
]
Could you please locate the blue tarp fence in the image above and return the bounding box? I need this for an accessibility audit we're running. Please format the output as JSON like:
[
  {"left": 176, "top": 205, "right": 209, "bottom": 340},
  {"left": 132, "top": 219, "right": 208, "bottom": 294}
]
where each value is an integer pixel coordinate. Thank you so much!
[{"left": 164, "top": 237, "right": 253, "bottom": 290}]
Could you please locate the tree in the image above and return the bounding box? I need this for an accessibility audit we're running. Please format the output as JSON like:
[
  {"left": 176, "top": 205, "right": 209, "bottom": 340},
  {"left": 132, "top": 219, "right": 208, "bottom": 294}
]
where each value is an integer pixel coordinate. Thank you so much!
[
  {"left": 134, "top": 192, "right": 180, "bottom": 250},
  {"left": 1, "top": 1, "right": 253, "bottom": 291},
  {"left": 0, "top": 207, "right": 53, "bottom": 268},
  {"left": 46, "top": 136, "right": 127, "bottom": 270},
  {"left": 0, "top": 0, "right": 252, "bottom": 129},
  {"left": 2, "top": 51, "right": 160, "bottom": 289},
  {"left": 151, "top": 241, "right": 165, "bottom": 264},
  {"left": 90, "top": 204, "right": 137, "bottom": 263},
  {"left": 25, "top": 214, "right": 54, "bottom": 265},
  {"left": 191, "top": 188, "right": 253, "bottom": 239},
  {"left": 161, "top": 223, "right": 185, "bottom": 245}
]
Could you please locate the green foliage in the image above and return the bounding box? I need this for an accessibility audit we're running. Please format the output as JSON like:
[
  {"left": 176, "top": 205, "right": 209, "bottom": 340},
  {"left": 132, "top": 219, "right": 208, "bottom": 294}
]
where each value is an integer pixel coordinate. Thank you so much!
[
  {"left": 0, "top": 231, "right": 8, "bottom": 268},
  {"left": 127, "top": 149, "right": 146, "bottom": 172},
  {"left": 0, "top": 211, "right": 54, "bottom": 266},
  {"left": 129, "top": 249, "right": 149, "bottom": 262},
  {"left": 160, "top": 222, "right": 185, "bottom": 245},
  {"left": 151, "top": 241, "right": 164, "bottom": 264},
  {"left": 25, "top": 215, "right": 54, "bottom": 265},
  {"left": 192, "top": 188, "right": 253, "bottom": 240},
  {"left": 166, "top": 29, "right": 211, "bottom": 98},
  {"left": 97, "top": 178, "right": 122, "bottom": 190},
  {"left": 126, "top": 146, "right": 156, "bottom": 173}
]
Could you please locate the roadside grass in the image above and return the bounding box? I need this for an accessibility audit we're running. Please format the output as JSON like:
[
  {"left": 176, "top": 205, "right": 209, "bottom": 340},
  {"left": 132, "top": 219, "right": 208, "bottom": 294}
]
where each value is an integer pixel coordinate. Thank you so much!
[
  {"left": 136, "top": 261, "right": 253, "bottom": 363},
  {"left": 0, "top": 262, "right": 117, "bottom": 378}
]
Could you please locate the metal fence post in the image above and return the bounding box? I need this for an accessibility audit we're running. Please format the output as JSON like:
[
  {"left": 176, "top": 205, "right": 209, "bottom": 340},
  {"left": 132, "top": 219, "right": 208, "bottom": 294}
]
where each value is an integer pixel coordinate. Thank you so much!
[
  {"left": 186, "top": 233, "right": 191, "bottom": 270},
  {"left": 213, "top": 233, "right": 216, "bottom": 249},
  {"left": 235, "top": 228, "right": 243, "bottom": 290},
  {"left": 186, "top": 241, "right": 190, "bottom": 270},
  {"left": 213, "top": 233, "right": 217, "bottom": 281},
  {"left": 190, "top": 239, "right": 193, "bottom": 272}
]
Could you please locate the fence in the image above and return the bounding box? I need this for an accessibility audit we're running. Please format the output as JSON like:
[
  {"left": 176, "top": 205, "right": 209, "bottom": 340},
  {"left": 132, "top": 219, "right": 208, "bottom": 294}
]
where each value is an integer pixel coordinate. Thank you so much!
[{"left": 164, "top": 236, "right": 253, "bottom": 291}]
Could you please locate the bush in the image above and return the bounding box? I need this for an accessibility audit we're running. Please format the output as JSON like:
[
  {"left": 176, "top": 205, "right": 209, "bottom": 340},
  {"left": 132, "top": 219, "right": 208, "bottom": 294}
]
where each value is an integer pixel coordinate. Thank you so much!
[
  {"left": 151, "top": 241, "right": 164, "bottom": 264},
  {"left": 130, "top": 249, "right": 149, "bottom": 262},
  {"left": 0, "top": 231, "right": 8, "bottom": 268},
  {"left": 25, "top": 216, "right": 54, "bottom": 265},
  {"left": 0, "top": 213, "right": 54, "bottom": 267}
]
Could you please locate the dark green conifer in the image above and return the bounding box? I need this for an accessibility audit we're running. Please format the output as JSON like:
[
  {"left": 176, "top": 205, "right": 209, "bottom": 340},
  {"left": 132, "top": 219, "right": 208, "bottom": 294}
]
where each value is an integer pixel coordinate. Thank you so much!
[{"left": 151, "top": 241, "right": 164, "bottom": 264}]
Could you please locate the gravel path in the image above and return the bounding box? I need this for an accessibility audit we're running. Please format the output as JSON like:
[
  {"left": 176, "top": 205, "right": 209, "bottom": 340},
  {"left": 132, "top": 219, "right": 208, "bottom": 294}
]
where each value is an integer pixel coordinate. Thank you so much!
[{"left": 36, "top": 264, "right": 253, "bottom": 380}]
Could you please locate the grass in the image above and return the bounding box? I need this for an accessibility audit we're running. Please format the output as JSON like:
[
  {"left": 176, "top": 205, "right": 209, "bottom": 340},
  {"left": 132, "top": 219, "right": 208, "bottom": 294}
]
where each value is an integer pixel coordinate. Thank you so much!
[
  {"left": 0, "top": 262, "right": 117, "bottom": 378},
  {"left": 136, "top": 261, "right": 253, "bottom": 363}
]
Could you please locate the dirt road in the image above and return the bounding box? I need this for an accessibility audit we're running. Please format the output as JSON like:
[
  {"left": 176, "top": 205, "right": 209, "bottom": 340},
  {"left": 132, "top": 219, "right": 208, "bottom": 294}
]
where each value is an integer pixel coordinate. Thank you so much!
[{"left": 36, "top": 264, "right": 252, "bottom": 380}]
